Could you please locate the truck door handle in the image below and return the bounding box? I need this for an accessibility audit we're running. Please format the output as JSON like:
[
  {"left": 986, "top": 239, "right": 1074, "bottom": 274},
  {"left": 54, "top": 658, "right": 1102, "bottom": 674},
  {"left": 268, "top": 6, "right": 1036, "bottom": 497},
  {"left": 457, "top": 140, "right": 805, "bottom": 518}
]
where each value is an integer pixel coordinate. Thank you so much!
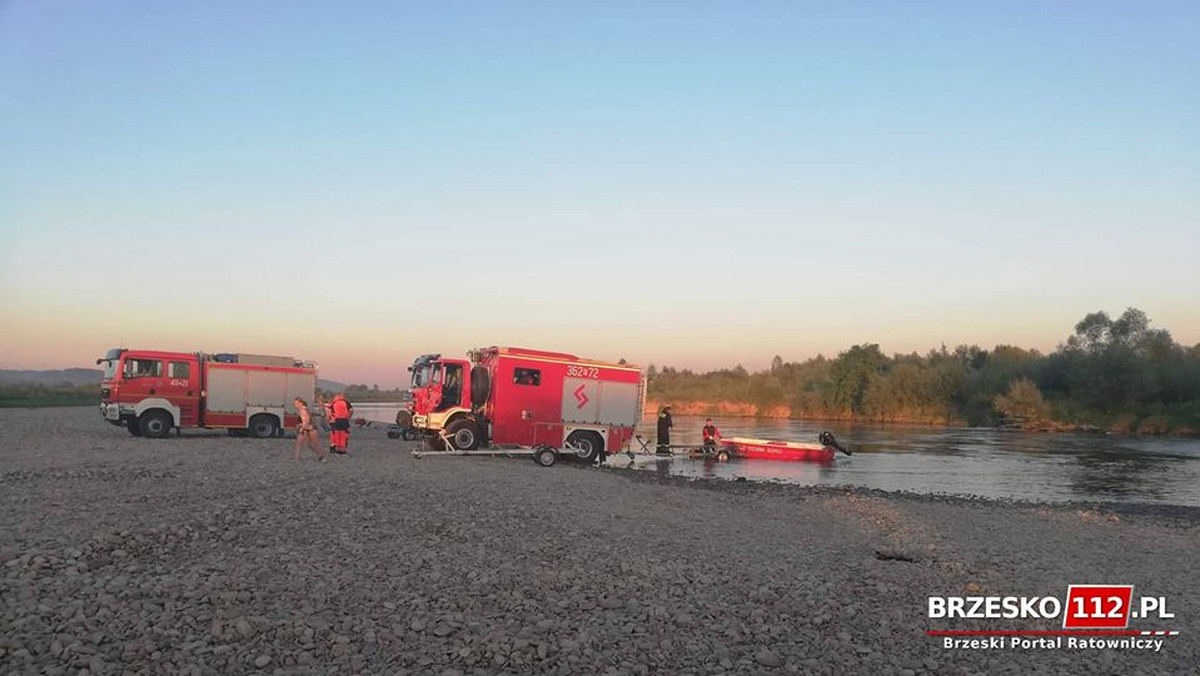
[{"left": 149, "top": 388, "right": 156, "bottom": 394}]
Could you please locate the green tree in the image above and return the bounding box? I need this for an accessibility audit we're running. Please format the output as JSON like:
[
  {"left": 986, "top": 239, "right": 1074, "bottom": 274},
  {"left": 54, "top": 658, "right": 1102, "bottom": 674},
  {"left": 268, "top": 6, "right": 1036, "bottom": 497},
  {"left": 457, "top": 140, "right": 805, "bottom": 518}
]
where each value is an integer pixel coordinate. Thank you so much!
[{"left": 830, "top": 344, "right": 887, "bottom": 415}]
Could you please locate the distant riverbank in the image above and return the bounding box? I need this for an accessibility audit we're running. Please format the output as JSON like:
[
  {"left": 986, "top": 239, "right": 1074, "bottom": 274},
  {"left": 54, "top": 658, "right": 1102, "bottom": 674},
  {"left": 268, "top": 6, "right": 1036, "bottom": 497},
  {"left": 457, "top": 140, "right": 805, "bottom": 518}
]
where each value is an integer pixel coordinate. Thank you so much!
[{"left": 644, "top": 399, "right": 1200, "bottom": 438}]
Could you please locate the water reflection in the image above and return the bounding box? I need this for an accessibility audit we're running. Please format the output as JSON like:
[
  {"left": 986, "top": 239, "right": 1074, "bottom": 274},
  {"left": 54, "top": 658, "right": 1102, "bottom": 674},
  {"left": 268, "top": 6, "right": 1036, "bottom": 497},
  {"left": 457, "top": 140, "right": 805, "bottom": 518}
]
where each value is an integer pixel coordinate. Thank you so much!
[
  {"left": 630, "top": 416, "right": 1200, "bottom": 506},
  {"left": 1065, "top": 452, "right": 1169, "bottom": 500}
]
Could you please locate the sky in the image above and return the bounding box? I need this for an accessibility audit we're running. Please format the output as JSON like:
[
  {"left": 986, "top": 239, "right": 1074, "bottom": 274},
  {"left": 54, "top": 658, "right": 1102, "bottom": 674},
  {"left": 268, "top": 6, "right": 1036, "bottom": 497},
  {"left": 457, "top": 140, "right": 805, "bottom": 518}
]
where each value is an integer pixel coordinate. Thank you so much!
[{"left": 1, "top": 1, "right": 1197, "bottom": 387}]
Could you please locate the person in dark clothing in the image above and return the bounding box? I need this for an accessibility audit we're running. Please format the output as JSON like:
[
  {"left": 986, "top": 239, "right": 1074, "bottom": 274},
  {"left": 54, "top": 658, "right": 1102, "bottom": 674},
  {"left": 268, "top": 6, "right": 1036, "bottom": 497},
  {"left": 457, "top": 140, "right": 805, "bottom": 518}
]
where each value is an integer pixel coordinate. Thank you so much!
[
  {"left": 702, "top": 418, "right": 721, "bottom": 451},
  {"left": 656, "top": 404, "right": 673, "bottom": 455}
]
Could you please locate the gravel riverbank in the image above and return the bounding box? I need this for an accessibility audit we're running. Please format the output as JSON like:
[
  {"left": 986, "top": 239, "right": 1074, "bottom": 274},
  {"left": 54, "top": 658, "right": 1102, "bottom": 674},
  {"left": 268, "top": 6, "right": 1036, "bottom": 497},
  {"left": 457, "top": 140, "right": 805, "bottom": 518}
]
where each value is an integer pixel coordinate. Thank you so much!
[{"left": 1, "top": 408, "right": 1196, "bottom": 674}]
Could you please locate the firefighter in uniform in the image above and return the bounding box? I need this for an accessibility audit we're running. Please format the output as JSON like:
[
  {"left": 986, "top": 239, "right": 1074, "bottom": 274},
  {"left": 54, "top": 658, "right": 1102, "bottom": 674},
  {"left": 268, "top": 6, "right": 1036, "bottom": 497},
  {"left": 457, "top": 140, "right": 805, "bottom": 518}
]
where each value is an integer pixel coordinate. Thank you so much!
[
  {"left": 656, "top": 404, "right": 673, "bottom": 455},
  {"left": 330, "top": 393, "right": 354, "bottom": 454}
]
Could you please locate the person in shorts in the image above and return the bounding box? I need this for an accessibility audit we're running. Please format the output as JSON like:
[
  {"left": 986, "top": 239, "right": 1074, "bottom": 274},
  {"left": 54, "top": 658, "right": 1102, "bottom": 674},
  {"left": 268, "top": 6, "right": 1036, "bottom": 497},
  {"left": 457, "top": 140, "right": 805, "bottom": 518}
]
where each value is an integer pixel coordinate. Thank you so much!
[{"left": 293, "top": 398, "right": 327, "bottom": 462}]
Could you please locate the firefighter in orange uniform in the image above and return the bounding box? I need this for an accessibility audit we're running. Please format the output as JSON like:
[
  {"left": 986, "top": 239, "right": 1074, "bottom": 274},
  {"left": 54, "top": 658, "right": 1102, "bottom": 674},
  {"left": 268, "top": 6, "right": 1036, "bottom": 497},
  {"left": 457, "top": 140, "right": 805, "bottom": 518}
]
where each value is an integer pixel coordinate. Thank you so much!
[{"left": 330, "top": 393, "right": 354, "bottom": 454}]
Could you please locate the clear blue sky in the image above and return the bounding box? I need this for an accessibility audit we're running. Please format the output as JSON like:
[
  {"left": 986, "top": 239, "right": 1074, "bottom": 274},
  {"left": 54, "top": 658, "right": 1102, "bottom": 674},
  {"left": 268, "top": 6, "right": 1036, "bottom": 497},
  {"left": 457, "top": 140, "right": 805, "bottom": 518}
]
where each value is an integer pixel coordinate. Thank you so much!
[{"left": 1, "top": 1, "right": 1197, "bottom": 386}]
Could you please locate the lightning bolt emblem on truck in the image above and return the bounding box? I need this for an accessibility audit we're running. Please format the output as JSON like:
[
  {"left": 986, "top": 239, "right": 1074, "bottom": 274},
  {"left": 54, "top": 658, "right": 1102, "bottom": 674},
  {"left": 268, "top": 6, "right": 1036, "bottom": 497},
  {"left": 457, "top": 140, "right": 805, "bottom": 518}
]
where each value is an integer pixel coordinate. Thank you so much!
[{"left": 574, "top": 384, "right": 589, "bottom": 409}]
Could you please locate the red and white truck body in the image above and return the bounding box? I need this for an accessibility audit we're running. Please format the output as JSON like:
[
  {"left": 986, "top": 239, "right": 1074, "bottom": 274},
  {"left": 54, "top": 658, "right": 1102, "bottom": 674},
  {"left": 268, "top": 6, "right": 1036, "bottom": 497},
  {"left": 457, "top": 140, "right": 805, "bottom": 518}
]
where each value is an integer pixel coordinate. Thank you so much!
[
  {"left": 403, "top": 346, "right": 644, "bottom": 460},
  {"left": 97, "top": 348, "right": 316, "bottom": 438}
]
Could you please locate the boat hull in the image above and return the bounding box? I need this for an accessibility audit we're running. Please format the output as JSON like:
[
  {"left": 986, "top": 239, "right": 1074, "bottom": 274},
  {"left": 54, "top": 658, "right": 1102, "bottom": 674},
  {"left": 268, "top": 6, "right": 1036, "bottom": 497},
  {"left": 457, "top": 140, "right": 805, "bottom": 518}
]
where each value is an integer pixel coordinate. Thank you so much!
[{"left": 720, "top": 437, "right": 835, "bottom": 462}]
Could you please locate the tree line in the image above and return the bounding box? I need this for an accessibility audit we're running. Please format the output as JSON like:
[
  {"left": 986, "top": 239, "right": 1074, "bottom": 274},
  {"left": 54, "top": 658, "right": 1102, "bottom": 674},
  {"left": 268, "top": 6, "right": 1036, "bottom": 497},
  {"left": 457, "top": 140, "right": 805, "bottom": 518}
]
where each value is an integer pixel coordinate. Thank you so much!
[{"left": 646, "top": 308, "right": 1200, "bottom": 434}]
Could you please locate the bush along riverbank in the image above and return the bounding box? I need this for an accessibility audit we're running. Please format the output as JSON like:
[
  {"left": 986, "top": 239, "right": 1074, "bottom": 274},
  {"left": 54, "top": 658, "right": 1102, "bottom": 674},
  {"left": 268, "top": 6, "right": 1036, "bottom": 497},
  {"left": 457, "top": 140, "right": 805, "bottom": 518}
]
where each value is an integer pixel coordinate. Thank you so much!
[{"left": 645, "top": 308, "right": 1200, "bottom": 437}]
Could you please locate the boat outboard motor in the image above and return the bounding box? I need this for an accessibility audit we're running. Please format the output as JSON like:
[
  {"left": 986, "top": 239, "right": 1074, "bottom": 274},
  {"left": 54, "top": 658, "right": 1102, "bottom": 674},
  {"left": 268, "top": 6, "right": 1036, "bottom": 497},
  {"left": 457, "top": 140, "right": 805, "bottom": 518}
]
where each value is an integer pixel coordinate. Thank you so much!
[{"left": 819, "top": 431, "right": 851, "bottom": 456}]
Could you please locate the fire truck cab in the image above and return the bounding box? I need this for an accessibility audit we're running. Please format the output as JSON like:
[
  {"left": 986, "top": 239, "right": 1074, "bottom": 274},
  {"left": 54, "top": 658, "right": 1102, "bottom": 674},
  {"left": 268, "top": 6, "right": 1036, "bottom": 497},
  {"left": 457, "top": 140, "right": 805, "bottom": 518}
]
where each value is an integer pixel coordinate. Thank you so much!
[{"left": 402, "top": 347, "right": 644, "bottom": 462}]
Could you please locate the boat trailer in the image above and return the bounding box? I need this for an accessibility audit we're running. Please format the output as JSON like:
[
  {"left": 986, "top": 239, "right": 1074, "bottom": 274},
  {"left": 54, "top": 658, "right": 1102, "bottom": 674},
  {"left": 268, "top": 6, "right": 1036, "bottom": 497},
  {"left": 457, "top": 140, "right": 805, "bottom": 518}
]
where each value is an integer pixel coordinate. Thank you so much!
[
  {"left": 408, "top": 423, "right": 619, "bottom": 467},
  {"left": 406, "top": 429, "right": 849, "bottom": 467}
]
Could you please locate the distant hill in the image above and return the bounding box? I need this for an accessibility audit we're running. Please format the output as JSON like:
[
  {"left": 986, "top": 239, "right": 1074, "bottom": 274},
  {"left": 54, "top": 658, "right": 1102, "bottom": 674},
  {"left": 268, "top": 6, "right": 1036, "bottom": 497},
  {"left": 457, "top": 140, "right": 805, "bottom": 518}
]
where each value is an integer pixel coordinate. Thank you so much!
[{"left": 0, "top": 368, "right": 349, "bottom": 393}]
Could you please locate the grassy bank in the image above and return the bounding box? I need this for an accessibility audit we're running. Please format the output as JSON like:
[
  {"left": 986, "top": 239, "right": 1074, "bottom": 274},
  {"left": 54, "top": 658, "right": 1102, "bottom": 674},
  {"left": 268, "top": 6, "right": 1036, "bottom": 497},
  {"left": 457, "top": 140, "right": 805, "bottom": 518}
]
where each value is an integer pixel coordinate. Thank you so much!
[{"left": 0, "top": 385, "right": 95, "bottom": 408}]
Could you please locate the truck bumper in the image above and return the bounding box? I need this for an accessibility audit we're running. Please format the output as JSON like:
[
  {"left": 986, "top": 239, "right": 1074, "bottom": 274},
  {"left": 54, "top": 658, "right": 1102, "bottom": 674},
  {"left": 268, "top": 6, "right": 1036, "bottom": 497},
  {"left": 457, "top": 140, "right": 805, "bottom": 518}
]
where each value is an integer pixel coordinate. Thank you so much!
[{"left": 101, "top": 403, "right": 121, "bottom": 421}]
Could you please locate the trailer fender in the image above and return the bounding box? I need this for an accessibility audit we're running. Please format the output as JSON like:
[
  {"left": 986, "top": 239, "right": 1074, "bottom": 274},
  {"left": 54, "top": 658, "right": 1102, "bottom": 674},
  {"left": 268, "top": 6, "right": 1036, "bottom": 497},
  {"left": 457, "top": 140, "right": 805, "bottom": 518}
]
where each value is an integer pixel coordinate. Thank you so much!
[{"left": 133, "top": 398, "right": 180, "bottom": 427}]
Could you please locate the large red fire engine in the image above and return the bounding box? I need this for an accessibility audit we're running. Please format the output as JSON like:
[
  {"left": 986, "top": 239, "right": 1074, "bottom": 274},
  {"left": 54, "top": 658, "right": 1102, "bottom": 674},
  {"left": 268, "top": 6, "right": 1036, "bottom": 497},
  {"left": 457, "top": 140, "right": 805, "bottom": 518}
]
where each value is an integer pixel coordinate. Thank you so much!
[
  {"left": 97, "top": 348, "right": 317, "bottom": 439},
  {"left": 399, "top": 347, "right": 644, "bottom": 461}
]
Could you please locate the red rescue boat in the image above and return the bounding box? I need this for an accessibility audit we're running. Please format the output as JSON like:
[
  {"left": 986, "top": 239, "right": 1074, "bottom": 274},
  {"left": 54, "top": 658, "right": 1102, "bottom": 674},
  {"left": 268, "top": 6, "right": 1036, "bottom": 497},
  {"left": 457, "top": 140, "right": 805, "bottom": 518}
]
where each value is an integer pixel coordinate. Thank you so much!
[{"left": 719, "top": 432, "right": 850, "bottom": 462}]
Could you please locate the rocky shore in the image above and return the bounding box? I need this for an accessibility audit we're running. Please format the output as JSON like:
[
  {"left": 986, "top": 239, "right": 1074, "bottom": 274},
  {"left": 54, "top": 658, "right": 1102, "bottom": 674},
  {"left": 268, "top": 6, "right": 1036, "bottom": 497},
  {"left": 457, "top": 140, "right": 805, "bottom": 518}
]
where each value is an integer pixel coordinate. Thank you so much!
[{"left": 1, "top": 408, "right": 1196, "bottom": 674}]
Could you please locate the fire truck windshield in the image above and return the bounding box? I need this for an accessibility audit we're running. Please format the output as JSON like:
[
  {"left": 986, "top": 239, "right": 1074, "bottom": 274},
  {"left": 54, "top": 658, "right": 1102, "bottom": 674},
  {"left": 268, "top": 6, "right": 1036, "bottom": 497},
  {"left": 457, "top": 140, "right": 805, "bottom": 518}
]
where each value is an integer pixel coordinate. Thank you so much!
[
  {"left": 412, "top": 364, "right": 433, "bottom": 387},
  {"left": 96, "top": 348, "right": 124, "bottom": 379}
]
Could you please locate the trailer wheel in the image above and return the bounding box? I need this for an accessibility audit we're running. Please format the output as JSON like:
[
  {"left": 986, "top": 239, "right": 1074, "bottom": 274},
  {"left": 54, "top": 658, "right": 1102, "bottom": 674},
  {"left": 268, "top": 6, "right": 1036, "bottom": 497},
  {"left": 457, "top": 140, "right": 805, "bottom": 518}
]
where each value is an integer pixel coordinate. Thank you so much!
[
  {"left": 387, "top": 426, "right": 402, "bottom": 440},
  {"left": 565, "top": 430, "right": 604, "bottom": 463},
  {"left": 446, "top": 419, "right": 481, "bottom": 450},
  {"left": 534, "top": 447, "right": 557, "bottom": 467},
  {"left": 401, "top": 427, "right": 418, "bottom": 441},
  {"left": 395, "top": 410, "right": 413, "bottom": 428},
  {"left": 138, "top": 410, "right": 173, "bottom": 439}
]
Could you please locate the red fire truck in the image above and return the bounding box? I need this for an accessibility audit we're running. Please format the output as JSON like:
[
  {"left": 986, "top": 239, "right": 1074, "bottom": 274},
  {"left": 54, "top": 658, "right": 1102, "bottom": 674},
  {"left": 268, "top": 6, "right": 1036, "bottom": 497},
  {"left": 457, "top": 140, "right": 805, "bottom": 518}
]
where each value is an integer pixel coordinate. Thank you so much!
[
  {"left": 399, "top": 346, "right": 644, "bottom": 462},
  {"left": 96, "top": 348, "right": 317, "bottom": 439}
]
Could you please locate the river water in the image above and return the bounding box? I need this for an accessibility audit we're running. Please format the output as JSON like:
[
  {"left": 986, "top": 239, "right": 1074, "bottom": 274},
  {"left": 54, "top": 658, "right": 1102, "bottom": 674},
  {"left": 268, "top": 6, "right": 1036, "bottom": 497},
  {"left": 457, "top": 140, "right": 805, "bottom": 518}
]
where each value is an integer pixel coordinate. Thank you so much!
[
  {"left": 632, "top": 416, "right": 1200, "bottom": 507},
  {"left": 356, "top": 404, "right": 1200, "bottom": 506}
]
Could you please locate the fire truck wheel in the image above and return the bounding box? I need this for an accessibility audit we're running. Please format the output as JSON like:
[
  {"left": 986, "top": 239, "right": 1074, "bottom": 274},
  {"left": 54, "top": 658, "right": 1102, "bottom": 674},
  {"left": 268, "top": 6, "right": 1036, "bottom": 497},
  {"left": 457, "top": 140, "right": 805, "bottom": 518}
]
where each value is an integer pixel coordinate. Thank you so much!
[
  {"left": 138, "top": 410, "right": 173, "bottom": 439},
  {"left": 534, "top": 447, "right": 557, "bottom": 467},
  {"left": 395, "top": 410, "right": 413, "bottom": 428},
  {"left": 248, "top": 414, "right": 279, "bottom": 439},
  {"left": 565, "top": 430, "right": 604, "bottom": 463},
  {"left": 126, "top": 420, "right": 143, "bottom": 437},
  {"left": 424, "top": 435, "right": 445, "bottom": 451},
  {"left": 446, "top": 419, "right": 481, "bottom": 450}
]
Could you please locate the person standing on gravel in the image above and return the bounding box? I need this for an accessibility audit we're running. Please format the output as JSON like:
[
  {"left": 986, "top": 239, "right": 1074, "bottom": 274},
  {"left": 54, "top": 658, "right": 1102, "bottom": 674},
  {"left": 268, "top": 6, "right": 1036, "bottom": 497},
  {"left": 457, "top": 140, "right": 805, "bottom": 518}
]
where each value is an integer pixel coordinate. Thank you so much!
[
  {"left": 656, "top": 403, "right": 673, "bottom": 455},
  {"left": 317, "top": 394, "right": 336, "bottom": 455},
  {"left": 293, "top": 398, "right": 327, "bottom": 462},
  {"left": 330, "top": 393, "right": 354, "bottom": 455}
]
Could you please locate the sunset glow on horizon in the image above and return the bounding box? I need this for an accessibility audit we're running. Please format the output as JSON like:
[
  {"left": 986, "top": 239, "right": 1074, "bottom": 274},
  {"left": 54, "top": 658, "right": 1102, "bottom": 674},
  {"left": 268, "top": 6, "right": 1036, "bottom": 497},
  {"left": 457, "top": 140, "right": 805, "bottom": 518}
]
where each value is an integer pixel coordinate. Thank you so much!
[{"left": 2, "top": 1, "right": 1197, "bottom": 388}]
